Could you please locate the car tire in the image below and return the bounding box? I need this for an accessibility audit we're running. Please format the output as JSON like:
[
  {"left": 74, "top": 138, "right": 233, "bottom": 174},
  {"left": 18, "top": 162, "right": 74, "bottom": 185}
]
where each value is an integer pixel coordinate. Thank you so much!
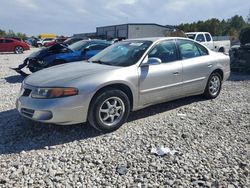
[
  {"left": 14, "top": 46, "right": 24, "bottom": 54},
  {"left": 88, "top": 89, "right": 130, "bottom": 132},
  {"left": 203, "top": 72, "right": 222, "bottom": 99},
  {"left": 218, "top": 47, "right": 225, "bottom": 53}
]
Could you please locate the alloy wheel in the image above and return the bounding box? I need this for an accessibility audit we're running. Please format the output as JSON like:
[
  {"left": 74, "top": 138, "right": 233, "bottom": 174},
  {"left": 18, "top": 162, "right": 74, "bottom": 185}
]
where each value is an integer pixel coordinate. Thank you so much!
[
  {"left": 98, "top": 97, "right": 125, "bottom": 127},
  {"left": 15, "top": 46, "right": 23, "bottom": 54},
  {"left": 209, "top": 75, "right": 221, "bottom": 96}
]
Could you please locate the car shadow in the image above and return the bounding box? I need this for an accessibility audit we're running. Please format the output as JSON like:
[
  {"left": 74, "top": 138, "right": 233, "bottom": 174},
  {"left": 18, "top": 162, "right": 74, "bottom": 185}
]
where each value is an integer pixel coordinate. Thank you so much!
[
  {"left": 4, "top": 75, "right": 25, "bottom": 84},
  {"left": 0, "top": 52, "right": 15, "bottom": 55},
  {"left": 0, "top": 95, "right": 205, "bottom": 155}
]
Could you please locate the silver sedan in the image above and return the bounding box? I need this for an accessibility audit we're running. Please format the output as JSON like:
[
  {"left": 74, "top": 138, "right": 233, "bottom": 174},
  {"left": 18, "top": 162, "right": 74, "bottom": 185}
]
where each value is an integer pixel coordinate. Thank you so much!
[{"left": 16, "top": 37, "right": 230, "bottom": 132}]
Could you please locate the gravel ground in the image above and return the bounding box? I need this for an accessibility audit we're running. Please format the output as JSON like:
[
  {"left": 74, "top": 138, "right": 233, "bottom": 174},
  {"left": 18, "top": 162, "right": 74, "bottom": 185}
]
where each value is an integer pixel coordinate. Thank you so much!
[{"left": 0, "top": 49, "right": 249, "bottom": 188}]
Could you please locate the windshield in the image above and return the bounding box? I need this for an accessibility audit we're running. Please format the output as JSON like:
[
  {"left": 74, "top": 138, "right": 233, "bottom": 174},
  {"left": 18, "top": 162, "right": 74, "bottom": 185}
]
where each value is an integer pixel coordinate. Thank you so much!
[
  {"left": 64, "top": 38, "right": 82, "bottom": 45},
  {"left": 89, "top": 40, "right": 152, "bottom": 67},
  {"left": 68, "top": 40, "right": 88, "bottom": 51},
  {"left": 186, "top": 34, "right": 196, "bottom": 40}
]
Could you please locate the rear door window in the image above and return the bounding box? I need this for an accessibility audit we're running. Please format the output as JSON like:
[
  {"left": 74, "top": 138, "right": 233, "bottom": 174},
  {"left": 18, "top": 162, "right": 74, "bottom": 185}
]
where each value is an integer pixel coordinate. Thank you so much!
[
  {"left": 177, "top": 39, "right": 202, "bottom": 59},
  {"left": 195, "top": 43, "right": 209, "bottom": 56},
  {"left": 5, "top": 39, "right": 13, "bottom": 43}
]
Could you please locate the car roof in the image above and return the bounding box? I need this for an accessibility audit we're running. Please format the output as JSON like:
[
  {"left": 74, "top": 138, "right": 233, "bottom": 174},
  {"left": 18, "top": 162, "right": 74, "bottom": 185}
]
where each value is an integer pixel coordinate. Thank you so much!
[
  {"left": 186, "top": 32, "right": 210, "bottom": 34},
  {"left": 0, "top": 37, "right": 15, "bottom": 41},
  {"left": 124, "top": 37, "right": 190, "bottom": 42}
]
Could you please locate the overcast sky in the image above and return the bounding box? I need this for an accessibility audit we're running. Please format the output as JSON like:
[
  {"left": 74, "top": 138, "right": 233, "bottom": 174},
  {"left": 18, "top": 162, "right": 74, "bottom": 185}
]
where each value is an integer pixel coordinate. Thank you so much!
[{"left": 0, "top": 0, "right": 249, "bottom": 36}]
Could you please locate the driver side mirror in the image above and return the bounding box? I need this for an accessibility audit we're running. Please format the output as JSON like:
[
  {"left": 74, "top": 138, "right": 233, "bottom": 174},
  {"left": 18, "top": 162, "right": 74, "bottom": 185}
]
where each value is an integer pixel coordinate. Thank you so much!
[
  {"left": 82, "top": 46, "right": 90, "bottom": 54},
  {"left": 141, "top": 57, "right": 162, "bottom": 66}
]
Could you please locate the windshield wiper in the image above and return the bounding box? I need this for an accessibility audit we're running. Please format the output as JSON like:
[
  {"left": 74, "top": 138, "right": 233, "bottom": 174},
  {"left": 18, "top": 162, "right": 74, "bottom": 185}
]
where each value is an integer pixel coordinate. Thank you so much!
[{"left": 91, "top": 60, "right": 111, "bottom": 65}]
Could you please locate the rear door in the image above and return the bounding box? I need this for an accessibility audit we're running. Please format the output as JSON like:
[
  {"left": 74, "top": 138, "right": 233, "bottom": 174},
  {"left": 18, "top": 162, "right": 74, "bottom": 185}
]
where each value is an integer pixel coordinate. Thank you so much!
[
  {"left": 4, "top": 39, "right": 15, "bottom": 51},
  {"left": 138, "top": 39, "right": 183, "bottom": 106},
  {"left": 176, "top": 39, "right": 211, "bottom": 95}
]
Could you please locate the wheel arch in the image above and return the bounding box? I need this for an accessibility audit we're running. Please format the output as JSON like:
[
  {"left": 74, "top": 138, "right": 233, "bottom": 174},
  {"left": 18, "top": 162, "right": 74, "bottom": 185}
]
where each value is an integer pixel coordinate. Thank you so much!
[
  {"left": 89, "top": 83, "right": 134, "bottom": 111},
  {"left": 211, "top": 69, "right": 224, "bottom": 80},
  {"left": 218, "top": 47, "right": 225, "bottom": 52}
]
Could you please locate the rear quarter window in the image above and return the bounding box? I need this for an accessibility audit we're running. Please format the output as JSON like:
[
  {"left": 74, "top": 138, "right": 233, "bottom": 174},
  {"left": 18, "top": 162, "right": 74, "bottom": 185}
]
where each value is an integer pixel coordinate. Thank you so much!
[{"left": 5, "top": 39, "right": 13, "bottom": 43}]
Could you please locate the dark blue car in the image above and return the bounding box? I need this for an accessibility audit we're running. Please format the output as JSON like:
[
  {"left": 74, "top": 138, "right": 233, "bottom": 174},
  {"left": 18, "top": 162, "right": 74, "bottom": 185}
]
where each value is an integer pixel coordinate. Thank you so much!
[{"left": 15, "top": 40, "right": 111, "bottom": 73}]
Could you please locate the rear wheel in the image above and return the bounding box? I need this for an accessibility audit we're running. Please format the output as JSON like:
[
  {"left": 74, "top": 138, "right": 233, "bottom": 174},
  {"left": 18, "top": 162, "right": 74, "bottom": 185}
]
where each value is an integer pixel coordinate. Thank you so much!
[
  {"left": 14, "top": 46, "right": 24, "bottom": 54},
  {"left": 88, "top": 89, "right": 130, "bottom": 132},
  {"left": 203, "top": 72, "right": 222, "bottom": 99},
  {"left": 218, "top": 47, "right": 225, "bottom": 53}
]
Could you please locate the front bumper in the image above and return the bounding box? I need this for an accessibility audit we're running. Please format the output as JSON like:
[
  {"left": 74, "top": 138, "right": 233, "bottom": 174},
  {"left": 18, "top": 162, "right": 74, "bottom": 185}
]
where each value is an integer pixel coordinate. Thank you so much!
[
  {"left": 26, "top": 58, "right": 43, "bottom": 72},
  {"left": 16, "top": 84, "right": 90, "bottom": 125}
]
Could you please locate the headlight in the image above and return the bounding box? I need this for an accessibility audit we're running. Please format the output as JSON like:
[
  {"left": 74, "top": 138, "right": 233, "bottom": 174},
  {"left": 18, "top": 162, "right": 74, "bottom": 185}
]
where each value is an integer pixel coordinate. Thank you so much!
[
  {"left": 31, "top": 87, "right": 78, "bottom": 99},
  {"left": 37, "top": 60, "right": 44, "bottom": 64}
]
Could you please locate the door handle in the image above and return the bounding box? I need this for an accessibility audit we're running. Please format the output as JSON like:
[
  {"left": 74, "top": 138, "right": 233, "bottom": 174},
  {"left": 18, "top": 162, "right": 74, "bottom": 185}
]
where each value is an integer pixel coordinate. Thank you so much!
[
  {"left": 208, "top": 64, "right": 213, "bottom": 68},
  {"left": 173, "top": 72, "right": 180, "bottom": 75}
]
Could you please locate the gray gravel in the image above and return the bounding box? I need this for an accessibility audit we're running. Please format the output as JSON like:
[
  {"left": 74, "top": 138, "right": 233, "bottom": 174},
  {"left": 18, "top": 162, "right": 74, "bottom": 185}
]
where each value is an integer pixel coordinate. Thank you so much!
[{"left": 0, "top": 49, "right": 249, "bottom": 187}]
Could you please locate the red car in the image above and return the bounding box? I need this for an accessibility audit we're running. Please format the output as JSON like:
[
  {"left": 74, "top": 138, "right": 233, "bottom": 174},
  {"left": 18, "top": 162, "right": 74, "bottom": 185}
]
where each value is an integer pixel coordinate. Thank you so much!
[
  {"left": 0, "top": 38, "right": 30, "bottom": 53},
  {"left": 44, "top": 37, "right": 67, "bottom": 47}
]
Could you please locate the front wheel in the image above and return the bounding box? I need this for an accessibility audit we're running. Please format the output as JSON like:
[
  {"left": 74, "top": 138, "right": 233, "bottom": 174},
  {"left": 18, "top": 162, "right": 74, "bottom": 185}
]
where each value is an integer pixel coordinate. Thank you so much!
[
  {"left": 88, "top": 89, "right": 130, "bottom": 132},
  {"left": 14, "top": 46, "right": 24, "bottom": 54},
  {"left": 203, "top": 72, "right": 222, "bottom": 99}
]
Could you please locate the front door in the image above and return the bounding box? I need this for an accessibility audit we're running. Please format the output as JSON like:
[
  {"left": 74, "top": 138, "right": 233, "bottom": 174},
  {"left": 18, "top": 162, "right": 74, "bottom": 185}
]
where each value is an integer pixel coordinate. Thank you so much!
[{"left": 138, "top": 40, "right": 183, "bottom": 106}]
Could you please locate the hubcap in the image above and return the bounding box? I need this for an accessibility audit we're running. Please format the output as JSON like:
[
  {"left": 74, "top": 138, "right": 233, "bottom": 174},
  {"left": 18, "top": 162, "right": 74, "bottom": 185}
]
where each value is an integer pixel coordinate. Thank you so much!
[
  {"left": 99, "top": 97, "right": 125, "bottom": 127},
  {"left": 209, "top": 75, "right": 220, "bottom": 96},
  {"left": 16, "top": 47, "right": 23, "bottom": 54}
]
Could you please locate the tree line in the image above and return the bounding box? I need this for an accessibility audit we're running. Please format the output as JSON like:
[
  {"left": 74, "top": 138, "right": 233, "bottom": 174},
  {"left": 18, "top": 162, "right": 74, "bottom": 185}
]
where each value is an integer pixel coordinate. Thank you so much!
[
  {"left": 177, "top": 14, "right": 250, "bottom": 39},
  {"left": 0, "top": 29, "right": 27, "bottom": 39}
]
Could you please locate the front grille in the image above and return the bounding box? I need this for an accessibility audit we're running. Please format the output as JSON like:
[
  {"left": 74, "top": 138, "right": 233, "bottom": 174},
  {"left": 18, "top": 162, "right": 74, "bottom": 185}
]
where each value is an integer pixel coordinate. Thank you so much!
[
  {"left": 22, "top": 88, "right": 32, "bottom": 97},
  {"left": 21, "top": 108, "right": 35, "bottom": 118}
]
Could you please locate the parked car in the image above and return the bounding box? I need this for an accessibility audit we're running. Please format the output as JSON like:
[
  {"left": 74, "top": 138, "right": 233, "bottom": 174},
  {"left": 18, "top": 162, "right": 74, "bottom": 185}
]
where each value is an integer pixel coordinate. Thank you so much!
[
  {"left": 63, "top": 37, "right": 86, "bottom": 46},
  {"left": 229, "top": 27, "right": 250, "bottom": 73},
  {"left": 12, "top": 40, "right": 111, "bottom": 74},
  {"left": 186, "top": 32, "right": 231, "bottom": 53},
  {"left": 37, "top": 38, "right": 55, "bottom": 47},
  {"left": 0, "top": 38, "right": 30, "bottom": 53},
  {"left": 16, "top": 37, "right": 230, "bottom": 132},
  {"left": 25, "top": 38, "right": 34, "bottom": 45},
  {"left": 44, "top": 37, "right": 67, "bottom": 47}
]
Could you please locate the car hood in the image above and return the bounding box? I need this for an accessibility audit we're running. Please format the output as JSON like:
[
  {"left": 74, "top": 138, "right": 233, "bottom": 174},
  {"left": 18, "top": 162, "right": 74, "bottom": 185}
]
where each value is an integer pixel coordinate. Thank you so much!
[
  {"left": 28, "top": 44, "right": 69, "bottom": 59},
  {"left": 24, "top": 61, "right": 119, "bottom": 87}
]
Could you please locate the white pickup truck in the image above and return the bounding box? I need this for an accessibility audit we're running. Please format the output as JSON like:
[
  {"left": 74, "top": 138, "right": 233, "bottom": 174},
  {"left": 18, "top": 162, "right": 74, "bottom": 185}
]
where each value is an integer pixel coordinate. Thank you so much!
[
  {"left": 36, "top": 38, "right": 55, "bottom": 47},
  {"left": 186, "top": 32, "right": 231, "bottom": 53}
]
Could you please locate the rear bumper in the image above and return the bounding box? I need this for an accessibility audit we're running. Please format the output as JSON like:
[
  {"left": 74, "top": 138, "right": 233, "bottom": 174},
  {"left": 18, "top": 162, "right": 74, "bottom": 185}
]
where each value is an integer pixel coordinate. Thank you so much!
[{"left": 224, "top": 70, "right": 231, "bottom": 82}]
